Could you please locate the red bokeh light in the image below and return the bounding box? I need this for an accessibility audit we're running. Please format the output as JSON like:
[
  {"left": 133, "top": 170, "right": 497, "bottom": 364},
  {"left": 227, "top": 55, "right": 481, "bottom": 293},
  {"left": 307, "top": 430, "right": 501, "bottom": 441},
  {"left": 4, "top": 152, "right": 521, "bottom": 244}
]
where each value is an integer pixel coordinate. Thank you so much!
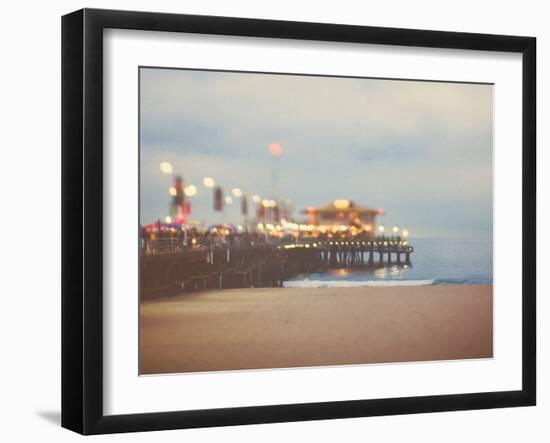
[{"left": 268, "top": 142, "right": 283, "bottom": 157}]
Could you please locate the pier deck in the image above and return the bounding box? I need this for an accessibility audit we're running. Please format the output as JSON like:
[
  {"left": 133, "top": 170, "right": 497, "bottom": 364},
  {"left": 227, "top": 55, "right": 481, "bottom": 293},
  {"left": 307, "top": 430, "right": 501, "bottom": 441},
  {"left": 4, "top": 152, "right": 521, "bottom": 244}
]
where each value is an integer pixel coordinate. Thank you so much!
[{"left": 140, "top": 239, "right": 414, "bottom": 299}]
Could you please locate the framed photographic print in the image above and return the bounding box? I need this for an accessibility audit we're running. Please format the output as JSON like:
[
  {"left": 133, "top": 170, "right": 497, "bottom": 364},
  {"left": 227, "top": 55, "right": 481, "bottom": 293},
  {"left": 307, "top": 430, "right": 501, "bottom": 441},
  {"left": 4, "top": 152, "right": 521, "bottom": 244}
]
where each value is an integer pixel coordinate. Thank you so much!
[{"left": 61, "top": 8, "right": 536, "bottom": 434}]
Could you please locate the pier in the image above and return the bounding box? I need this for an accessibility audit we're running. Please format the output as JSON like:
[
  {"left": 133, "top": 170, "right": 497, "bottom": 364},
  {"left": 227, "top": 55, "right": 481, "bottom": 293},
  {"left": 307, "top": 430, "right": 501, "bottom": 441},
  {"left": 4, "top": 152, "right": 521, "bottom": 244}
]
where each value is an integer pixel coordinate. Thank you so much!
[{"left": 140, "top": 238, "right": 414, "bottom": 299}]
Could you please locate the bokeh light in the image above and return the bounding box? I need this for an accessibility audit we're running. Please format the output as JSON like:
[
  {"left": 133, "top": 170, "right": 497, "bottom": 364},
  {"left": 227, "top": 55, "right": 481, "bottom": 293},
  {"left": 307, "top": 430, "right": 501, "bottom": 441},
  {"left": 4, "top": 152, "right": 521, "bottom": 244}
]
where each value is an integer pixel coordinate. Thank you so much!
[
  {"left": 203, "top": 177, "right": 215, "bottom": 188},
  {"left": 268, "top": 142, "right": 283, "bottom": 157},
  {"left": 334, "top": 199, "right": 350, "bottom": 209},
  {"left": 159, "top": 162, "right": 173, "bottom": 174},
  {"left": 184, "top": 185, "right": 197, "bottom": 197}
]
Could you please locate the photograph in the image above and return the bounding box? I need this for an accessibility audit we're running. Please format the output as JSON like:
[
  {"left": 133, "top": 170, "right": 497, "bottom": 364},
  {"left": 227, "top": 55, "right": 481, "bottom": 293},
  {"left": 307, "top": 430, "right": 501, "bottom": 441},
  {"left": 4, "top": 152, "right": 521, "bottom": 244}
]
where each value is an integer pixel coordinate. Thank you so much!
[{"left": 138, "top": 67, "right": 494, "bottom": 375}]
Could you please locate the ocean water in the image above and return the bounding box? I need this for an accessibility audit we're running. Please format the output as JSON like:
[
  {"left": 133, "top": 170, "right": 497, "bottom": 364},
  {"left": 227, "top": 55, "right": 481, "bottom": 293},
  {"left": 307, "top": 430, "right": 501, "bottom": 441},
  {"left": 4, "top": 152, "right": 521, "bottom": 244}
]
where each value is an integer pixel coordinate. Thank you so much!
[{"left": 283, "top": 238, "right": 493, "bottom": 288}]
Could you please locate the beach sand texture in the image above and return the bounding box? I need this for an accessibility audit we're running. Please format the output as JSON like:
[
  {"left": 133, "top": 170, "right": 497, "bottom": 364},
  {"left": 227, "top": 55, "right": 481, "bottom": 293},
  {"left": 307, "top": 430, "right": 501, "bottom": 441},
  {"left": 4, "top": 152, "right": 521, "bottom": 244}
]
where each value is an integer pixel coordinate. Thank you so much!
[{"left": 140, "top": 285, "right": 492, "bottom": 374}]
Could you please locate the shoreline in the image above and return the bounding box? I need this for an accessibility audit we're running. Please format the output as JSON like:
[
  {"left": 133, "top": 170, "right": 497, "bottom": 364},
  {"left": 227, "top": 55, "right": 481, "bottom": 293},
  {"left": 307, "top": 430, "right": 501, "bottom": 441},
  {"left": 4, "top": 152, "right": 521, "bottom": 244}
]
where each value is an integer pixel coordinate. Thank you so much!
[{"left": 140, "top": 284, "right": 493, "bottom": 375}]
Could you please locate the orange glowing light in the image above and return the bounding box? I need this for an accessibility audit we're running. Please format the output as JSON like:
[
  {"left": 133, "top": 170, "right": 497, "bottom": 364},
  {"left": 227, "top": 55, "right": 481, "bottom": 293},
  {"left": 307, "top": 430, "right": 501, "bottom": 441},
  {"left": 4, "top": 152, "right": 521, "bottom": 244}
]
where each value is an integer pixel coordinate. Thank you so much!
[
  {"left": 334, "top": 199, "right": 350, "bottom": 209},
  {"left": 268, "top": 142, "right": 283, "bottom": 157}
]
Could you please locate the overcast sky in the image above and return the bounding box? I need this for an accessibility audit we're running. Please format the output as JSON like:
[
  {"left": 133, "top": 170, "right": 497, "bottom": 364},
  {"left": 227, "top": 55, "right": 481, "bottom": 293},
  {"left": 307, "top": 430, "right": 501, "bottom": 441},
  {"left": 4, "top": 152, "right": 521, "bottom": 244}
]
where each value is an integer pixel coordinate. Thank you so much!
[{"left": 140, "top": 67, "right": 493, "bottom": 239}]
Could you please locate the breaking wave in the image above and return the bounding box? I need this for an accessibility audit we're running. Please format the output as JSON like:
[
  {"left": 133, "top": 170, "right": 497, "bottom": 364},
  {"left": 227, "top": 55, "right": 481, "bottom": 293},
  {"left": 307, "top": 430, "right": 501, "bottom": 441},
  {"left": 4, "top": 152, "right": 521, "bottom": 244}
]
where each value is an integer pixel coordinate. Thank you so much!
[
  {"left": 282, "top": 277, "right": 491, "bottom": 288},
  {"left": 283, "top": 279, "right": 435, "bottom": 288}
]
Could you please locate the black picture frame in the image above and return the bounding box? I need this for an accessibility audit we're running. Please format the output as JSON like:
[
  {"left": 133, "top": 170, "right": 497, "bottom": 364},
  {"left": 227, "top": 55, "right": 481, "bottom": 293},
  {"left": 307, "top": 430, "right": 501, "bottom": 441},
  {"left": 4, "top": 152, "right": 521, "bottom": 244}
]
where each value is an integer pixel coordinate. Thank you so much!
[{"left": 61, "top": 8, "right": 536, "bottom": 435}]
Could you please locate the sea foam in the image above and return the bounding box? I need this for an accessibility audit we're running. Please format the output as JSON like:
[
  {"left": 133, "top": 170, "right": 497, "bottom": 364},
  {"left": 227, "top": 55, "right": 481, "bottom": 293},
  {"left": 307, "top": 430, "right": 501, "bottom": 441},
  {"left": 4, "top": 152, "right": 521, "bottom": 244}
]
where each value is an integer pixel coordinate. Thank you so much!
[{"left": 283, "top": 279, "right": 435, "bottom": 288}]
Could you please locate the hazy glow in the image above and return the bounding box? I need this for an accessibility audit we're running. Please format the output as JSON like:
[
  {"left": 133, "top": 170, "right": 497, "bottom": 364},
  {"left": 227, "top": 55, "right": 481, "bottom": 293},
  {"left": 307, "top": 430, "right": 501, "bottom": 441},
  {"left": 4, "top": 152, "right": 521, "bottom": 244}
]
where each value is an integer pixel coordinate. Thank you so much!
[
  {"left": 168, "top": 186, "right": 177, "bottom": 196},
  {"left": 252, "top": 194, "right": 261, "bottom": 203},
  {"left": 402, "top": 229, "right": 409, "bottom": 237},
  {"left": 392, "top": 226, "right": 399, "bottom": 233},
  {"left": 164, "top": 216, "right": 172, "bottom": 223},
  {"left": 225, "top": 196, "right": 233, "bottom": 204},
  {"left": 159, "top": 162, "right": 173, "bottom": 174},
  {"left": 378, "top": 225, "right": 385, "bottom": 233},
  {"left": 232, "top": 188, "right": 242, "bottom": 197}
]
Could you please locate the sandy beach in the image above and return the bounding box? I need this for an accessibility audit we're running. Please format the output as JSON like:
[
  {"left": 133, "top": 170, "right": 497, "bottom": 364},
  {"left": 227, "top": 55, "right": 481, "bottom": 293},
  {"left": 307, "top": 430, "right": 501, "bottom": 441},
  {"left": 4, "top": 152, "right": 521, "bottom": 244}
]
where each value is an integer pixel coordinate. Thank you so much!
[{"left": 140, "top": 285, "right": 492, "bottom": 374}]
